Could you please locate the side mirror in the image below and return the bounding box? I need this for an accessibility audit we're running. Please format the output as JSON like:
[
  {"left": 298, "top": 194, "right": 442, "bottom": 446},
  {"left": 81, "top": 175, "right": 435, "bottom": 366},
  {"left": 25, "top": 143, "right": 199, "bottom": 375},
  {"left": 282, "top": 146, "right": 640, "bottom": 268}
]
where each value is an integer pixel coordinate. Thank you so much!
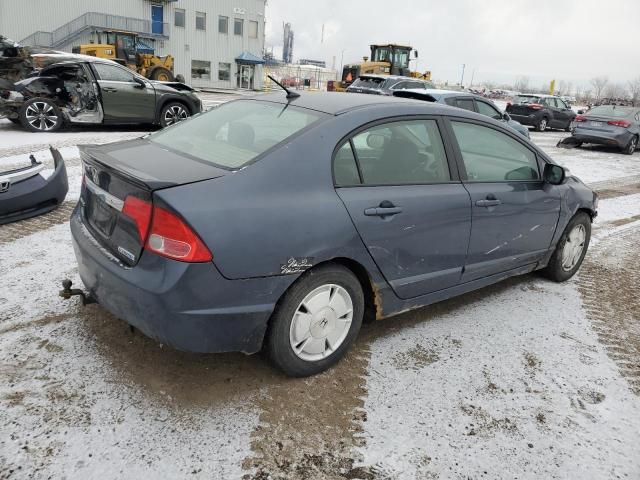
[
  {"left": 543, "top": 163, "right": 566, "bottom": 185},
  {"left": 133, "top": 77, "right": 146, "bottom": 88},
  {"left": 502, "top": 112, "right": 511, "bottom": 121}
]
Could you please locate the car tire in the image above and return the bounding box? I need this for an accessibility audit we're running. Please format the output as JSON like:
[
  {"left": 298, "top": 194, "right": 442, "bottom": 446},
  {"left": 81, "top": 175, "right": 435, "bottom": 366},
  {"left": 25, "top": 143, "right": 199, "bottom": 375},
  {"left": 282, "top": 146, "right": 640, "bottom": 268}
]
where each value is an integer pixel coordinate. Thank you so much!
[
  {"left": 535, "top": 117, "right": 548, "bottom": 132},
  {"left": 159, "top": 102, "right": 190, "bottom": 128},
  {"left": 8, "top": 117, "right": 20, "bottom": 124},
  {"left": 623, "top": 135, "right": 638, "bottom": 155},
  {"left": 565, "top": 121, "right": 574, "bottom": 132},
  {"left": 19, "top": 97, "right": 63, "bottom": 132},
  {"left": 266, "top": 264, "right": 364, "bottom": 377},
  {"left": 149, "top": 67, "right": 174, "bottom": 82},
  {"left": 542, "top": 212, "right": 591, "bottom": 282}
]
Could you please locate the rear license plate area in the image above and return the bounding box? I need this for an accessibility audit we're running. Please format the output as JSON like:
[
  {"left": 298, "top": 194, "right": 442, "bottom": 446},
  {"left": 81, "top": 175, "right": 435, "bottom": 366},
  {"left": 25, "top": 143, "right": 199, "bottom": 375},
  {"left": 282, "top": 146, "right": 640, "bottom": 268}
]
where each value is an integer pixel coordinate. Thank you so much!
[
  {"left": 590, "top": 121, "right": 604, "bottom": 127},
  {"left": 87, "top": 195, "right": 116, "bottom": 237}
]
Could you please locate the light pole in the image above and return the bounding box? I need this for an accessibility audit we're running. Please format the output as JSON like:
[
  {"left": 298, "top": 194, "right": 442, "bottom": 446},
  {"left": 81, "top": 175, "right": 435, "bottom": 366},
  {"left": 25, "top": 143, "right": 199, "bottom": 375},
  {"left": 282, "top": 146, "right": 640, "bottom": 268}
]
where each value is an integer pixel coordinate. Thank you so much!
[
  {"left": 339, "top": 49, "right": 346, "bottom": 75},
  {"left": 460, "top": 63, "right": 466, "bottom": 88}
]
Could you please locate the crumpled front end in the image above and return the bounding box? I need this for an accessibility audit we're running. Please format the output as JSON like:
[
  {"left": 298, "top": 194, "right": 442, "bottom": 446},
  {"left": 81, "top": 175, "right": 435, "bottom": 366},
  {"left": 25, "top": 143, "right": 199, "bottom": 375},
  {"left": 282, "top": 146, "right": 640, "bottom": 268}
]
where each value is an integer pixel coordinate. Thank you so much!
[{"left": 0, "top": 147, "right": 68, "bottom": 224}]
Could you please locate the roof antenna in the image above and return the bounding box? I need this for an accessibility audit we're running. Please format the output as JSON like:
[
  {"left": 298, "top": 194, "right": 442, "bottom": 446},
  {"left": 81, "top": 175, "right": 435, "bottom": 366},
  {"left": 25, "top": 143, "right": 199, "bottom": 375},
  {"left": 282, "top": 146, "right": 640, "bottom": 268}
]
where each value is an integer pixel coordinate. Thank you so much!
[{"left": 268, "top": 75, "right": 300, "bottom": 99}]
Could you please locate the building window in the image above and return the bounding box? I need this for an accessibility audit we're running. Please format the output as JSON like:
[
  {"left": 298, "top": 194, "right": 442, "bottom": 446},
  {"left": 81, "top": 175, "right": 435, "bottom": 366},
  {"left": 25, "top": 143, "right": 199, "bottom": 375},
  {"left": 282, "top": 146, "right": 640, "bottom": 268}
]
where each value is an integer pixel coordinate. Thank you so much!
[
  {"left": 218, "top": 16, "right": 228, "bottom": 34},
  {"left": 234, "top": 18, "right": 243, "bottom": 36},
  {"left": 218, "top": 63, "right": 231, "bottom": 81},
  {"left": 174, "top": 8, "right": 185, "bottom": 27},
  {"left": 192, "top": 60, "right": 211, "bottom": 80},
  {"left": 248, "top": 21, "right": 258, "bottom": 39},
  {"left": 196, "top": 12, "right": 206, "bottom": 30}
]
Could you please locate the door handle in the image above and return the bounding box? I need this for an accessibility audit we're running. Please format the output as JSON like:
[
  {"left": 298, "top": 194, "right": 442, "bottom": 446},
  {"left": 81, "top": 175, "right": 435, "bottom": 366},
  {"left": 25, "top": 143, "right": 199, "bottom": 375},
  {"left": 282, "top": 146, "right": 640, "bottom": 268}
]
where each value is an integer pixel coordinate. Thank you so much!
[
  {"left": 476, "top": 198, "right": 502, "bottom": 207},
  {"left": 102, "top": 87, "right": 117, "bottom": 93},
  {"left": 364, "top": 201, "right": 403, "bottom": 217}
]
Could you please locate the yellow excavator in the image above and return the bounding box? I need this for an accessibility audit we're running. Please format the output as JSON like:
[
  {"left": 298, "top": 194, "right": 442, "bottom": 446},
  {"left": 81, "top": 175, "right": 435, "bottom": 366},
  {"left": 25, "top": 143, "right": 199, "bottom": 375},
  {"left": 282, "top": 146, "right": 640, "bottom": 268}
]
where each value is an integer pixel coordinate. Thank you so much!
[
  {"left": 328, "top": 43, "right": 431, "bottom": 92},
  {"left": 72, "top": 31, "right": 183, "bottom": 82}
]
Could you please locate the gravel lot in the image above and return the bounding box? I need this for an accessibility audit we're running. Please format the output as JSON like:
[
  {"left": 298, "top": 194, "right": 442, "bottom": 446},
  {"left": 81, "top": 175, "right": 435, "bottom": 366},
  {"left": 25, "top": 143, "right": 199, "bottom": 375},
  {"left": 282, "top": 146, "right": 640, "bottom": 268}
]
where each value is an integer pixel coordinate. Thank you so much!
[{"left": 1, "top": 93, "right": 639, "bottom": 479}]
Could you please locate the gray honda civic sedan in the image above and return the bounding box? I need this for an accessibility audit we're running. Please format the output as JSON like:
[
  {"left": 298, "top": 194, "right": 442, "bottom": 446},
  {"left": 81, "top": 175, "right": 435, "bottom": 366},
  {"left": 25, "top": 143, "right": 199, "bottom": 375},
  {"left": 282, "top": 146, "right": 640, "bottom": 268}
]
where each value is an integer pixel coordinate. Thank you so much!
[{"left": 69, "top": 91, "right": 598, "bottom": 377}]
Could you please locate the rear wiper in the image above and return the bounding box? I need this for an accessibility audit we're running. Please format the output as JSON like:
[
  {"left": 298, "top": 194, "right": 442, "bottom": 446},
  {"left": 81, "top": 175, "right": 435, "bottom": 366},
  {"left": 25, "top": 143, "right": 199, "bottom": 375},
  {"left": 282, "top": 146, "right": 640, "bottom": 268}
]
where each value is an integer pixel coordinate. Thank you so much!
[{"left": 268, "top": 75, "right": 300, "bottom": 100}]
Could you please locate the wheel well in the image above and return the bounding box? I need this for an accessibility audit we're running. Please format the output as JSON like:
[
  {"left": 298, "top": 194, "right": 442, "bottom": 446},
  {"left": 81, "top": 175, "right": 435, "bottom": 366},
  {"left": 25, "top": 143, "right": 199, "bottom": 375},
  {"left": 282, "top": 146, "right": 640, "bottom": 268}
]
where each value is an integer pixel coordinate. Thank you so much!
[
  {"left": 324, "top": 257, "right": 379, "bottom": 323},
  {"left": 577, "top": 207, "right": 596, "bottom": 222}
]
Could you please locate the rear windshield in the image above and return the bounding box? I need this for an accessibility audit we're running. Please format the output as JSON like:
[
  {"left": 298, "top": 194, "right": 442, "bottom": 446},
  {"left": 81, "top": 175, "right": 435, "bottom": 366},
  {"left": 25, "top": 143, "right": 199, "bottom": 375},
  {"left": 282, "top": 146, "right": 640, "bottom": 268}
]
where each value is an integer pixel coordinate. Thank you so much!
[
  {"left": 588, "top": 105, "right": 636, "bottom": 118},
  {"left": 149, "top": 100, "right": 324, "bottom": 169},
  {"left": 350, "top": 77, "right": 385, "bottom": 89},
  {"left": 513, "top": 95, "right": 541, "bottom": 104}
]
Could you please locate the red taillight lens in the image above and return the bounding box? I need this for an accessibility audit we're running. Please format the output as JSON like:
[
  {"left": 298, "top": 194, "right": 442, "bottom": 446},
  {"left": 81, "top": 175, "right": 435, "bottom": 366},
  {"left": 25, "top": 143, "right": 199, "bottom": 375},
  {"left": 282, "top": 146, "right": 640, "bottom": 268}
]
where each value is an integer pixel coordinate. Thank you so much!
[
  {"left": 145, "top": 206, "right": 212, "bottom": 263},
  {"left": 122, "top": 196, "right": 153, "bottom": 242},
  {"left": 528, "top": 103, "right": 543, "bottom": 110},
  {"left": 574, "top": 115, "right": 587, "bottom": 122},
  {"left": 608, "top": 119, "right": 631, "bottom": 128}
]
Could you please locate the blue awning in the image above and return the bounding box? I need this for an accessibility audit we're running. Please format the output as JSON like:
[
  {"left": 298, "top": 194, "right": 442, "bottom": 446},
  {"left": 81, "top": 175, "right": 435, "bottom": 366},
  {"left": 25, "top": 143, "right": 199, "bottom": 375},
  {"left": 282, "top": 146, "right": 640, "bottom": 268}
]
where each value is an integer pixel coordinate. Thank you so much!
[{"left": 235, "top": 51, "right": 265, "bottom": 65}]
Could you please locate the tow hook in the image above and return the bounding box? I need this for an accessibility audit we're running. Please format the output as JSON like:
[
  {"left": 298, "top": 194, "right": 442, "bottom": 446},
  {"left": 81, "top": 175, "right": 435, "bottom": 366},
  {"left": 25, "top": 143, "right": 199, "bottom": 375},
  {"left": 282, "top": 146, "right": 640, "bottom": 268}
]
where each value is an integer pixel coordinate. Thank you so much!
[{"left": 59, "top": 279, "right": 96, "bottom": 305}]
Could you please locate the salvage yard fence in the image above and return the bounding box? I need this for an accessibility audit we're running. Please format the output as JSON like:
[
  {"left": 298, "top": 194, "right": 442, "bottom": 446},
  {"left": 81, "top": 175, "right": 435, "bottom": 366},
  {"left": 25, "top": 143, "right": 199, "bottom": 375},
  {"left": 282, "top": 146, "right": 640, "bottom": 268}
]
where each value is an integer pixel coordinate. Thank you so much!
[{"left": 262, "top": 64, "right": 338, "bottom": 93}]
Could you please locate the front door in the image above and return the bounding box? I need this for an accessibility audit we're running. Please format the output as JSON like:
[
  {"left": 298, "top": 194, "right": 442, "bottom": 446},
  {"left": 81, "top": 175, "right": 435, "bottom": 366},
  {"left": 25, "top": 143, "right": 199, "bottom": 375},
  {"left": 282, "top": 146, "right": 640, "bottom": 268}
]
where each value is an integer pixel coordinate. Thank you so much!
[
  {"left": 334, "top": 118, "right": 472, "bottom": 299},
  {"left": 239, "top": 65, "right": 253, "bottom": 89},
  {"left": 448, "top": 120, "right": 561, "bottom": 282},
  {"left": 91, "top": 63, "right": 156, "bottom": 122},
  {"left": 151, "top": 4, "right": 164, "bottom": 35}
]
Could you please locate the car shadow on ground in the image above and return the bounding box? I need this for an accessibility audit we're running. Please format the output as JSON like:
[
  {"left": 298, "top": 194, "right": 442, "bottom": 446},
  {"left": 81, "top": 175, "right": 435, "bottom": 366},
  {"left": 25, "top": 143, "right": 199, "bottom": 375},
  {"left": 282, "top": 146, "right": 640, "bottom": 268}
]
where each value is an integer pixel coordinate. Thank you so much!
[
  {"left": 76, "top": 273, "right": 538, "bottom": 408},
  {"left": 0, "top": 119, "right": 155, "bottom": 134}
]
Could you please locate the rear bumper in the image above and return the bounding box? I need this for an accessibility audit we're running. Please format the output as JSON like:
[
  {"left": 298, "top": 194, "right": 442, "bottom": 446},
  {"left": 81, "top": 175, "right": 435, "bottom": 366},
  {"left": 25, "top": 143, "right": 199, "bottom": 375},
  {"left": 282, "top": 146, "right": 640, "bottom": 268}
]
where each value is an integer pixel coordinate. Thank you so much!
[
  {"left": 0, "top": 148, "right": 68, "bottom": 225},
  {"left": 508, "top": 112, "right": 541, "bottom": 127},
  {"left": 70, "top": 207, "right": 293, "bottom": 354},
  {"left": 572, "top": 128, "right": 633, "bottom": 148}
]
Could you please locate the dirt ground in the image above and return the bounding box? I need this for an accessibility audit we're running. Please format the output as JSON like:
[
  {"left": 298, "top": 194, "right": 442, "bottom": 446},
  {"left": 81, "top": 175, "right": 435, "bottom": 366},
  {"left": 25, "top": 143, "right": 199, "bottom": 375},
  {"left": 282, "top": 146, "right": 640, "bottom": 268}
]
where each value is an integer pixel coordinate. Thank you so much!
[{"left": 1, "top": 108, "right": 640, "bottom": 478}]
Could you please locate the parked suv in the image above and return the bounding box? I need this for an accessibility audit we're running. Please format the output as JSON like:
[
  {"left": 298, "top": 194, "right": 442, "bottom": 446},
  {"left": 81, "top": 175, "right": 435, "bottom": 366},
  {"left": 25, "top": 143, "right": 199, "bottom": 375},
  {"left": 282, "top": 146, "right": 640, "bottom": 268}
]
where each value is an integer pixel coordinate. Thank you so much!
[
  {"left": 346, "top": 75, "right": 434, "bottom": 96},
  {"left": 506, "top": 94, "right": 575, "bottom": 132}
]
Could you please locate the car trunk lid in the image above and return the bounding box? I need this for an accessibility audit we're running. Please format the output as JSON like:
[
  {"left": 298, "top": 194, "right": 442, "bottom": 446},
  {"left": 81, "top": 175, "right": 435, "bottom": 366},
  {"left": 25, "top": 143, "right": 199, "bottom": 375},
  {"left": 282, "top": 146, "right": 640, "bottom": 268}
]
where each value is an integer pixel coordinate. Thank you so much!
[
  {"left": 578, "top": 114, "right": 627, "bottom": 133},
  {"left": 79, "top": 138, "right": 227, "bottom": 266}
]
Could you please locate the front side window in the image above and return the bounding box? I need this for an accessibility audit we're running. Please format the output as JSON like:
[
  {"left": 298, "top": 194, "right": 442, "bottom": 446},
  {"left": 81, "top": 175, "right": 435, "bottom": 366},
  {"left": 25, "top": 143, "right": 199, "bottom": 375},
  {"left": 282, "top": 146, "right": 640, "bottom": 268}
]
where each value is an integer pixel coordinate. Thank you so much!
[
  {"left": 348, "top": 120, "right": 450, "bottom": 185},
  {"left": 476, "top": 101, "right": 502, "bottom": 120},
  {"left": 93, "top": 63, "right": 135, "bottom": 82},
  {"left": 556, "top": 98, "right": 568, "bottom": 109},
  {"left": 191, "top": 60, "right": 211, "bottom": 80},
  {"left": 174, "top": 8, "right": 185, "bottom": 27},
  {"left": 218, "top": 16, "right": 228, "bottom": 34},
  {"left": 249, "top": 20, "right": 259, "bottom": 39},
  {"left": 196, "top": 11, "right": 206, "bottom": 30},
  {"left": 543, "top": 97, "right": 557, "bottom": 108},
  {"left": 149, "top": 100, "right": 325, "bottom": 169},
  {"left": 218, "top": 62, "right": 231, "bottom": 81},
  {"left": 451, "top": 121, "right": 539, "bottom": 182},
  {"left": 234, "top": 18, "right": 244, "bottom": 36}
]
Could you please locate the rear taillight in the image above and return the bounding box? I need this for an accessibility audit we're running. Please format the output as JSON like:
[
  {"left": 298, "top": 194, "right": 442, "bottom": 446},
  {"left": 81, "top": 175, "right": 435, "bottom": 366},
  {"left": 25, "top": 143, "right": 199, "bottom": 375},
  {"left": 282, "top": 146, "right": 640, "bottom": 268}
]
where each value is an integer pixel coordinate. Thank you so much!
[
  {"left": 574, "top": 115, "right": 587, "bottom": 122},
  {"left": 506, "top": 102, "right": 512, "bottom": 108},
  {"left": 122, "top": 196, "right": 153, "bottom": 242},
  {"left": 608, "top": 119, "right": 631, "bottom": 128},
  {"left": 146, "top": 206, "right": 212, "bottom": 263},
  {"left": 528, "top": 103, "right": 543, "bottom": 110}
]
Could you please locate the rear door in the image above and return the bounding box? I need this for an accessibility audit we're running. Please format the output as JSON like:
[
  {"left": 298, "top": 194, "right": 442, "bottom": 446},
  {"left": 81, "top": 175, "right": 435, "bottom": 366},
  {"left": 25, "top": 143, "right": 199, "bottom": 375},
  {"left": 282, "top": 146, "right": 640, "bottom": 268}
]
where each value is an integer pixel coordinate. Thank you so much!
[
  {"left": 91, "top": 63, "right": 156, "bottom": 122},
  {"left": 447, "top": 119, "right": 561, "bottom": 282},
  {"left": 334, "top": 118, "right": 472, "bottom": 299},
  {"left": 543, "top": 97, "right": 564, "bottom": 127}
]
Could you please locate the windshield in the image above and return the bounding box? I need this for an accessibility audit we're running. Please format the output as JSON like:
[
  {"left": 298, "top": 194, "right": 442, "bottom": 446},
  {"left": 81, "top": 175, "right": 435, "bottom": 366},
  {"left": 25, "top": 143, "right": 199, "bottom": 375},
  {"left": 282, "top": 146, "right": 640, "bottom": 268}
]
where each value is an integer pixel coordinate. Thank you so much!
[
  {"left": 588, "top": 105, "right": 636, "bottom": 118},
  {"left": 149, "top": 101, "right": 325, "bottom": 169},
  {"left": 393, "top": 49, "right": 410, "bottom": 69},
  {"left": 350, "top": 77, "right": 385, "bottom": 89},
  {"left": 513, "top": 95, "right": 541, "bottom": 104},
  {"left": 372, "top": 47, "right": 391, "bottom": 63}
]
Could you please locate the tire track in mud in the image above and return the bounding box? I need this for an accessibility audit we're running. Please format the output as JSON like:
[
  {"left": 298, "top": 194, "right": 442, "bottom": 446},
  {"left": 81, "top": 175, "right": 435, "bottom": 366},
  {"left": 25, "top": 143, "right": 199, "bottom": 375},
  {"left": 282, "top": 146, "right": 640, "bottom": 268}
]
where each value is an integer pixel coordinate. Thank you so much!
[{"left": 577, "top": 226, "right": 640, "bottom": 395}]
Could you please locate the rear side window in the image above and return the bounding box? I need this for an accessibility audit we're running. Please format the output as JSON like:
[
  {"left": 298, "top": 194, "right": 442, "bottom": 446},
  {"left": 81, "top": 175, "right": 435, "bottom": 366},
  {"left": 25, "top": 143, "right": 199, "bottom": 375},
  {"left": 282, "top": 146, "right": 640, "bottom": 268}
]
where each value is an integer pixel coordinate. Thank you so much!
[
  {"left": 334, "top": 142, "right": 361, "bottom": 186},
  {"left": 451, "top": 121, "right": 539, "bottom": 182},
  {"left": 149, "top": 100, "right": 324, "bottom": 169},
  {"left": 513, "top": 95, "right": 540, "bottom": 105},
  {"left": 346, "top": 120, "right": 450, "bottom": 185},
  {"left": 455, "top": 98, "right": 475, "bottom": 112}
]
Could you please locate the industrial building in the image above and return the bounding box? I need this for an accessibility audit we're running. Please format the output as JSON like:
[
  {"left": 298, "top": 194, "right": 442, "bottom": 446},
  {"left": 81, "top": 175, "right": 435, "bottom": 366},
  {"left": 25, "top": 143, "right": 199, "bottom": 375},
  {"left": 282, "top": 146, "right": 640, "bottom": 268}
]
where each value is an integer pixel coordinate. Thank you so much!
[{"left": 0, "top": 0, "right": 267, "bottom": 90}]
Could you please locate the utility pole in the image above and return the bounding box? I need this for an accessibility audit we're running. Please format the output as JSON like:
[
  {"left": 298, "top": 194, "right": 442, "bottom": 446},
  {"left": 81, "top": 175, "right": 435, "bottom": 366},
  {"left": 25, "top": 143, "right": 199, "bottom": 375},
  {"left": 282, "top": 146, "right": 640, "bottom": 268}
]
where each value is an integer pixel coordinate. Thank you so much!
[
  {"left": 460, "top": 63, "right": 466, "bottom": 88},
  {"left": 470, "top": 68, "right": 476, "bottom": 88}
]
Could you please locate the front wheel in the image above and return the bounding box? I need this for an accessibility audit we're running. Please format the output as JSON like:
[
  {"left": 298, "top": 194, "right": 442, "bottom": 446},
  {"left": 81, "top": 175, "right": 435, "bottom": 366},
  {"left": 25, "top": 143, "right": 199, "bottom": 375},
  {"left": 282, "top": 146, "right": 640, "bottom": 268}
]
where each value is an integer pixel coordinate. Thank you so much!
[
  {"left": 159, "top": 102, "right": 190, "bottom": 128},
  {"left": 19, "top": 98, "right": 63, "bottom": 132},
  {"left": 266, "top": 264, "right": 364, "bottom": 377},
  {"left": 542, "top": 212, "right": 591, "bottom": 282},
  {"left": 623, "top": 135, "right": 637, "bottom": 155},
  {"left": 535, "top": 117, "right": 548, "bottom": 132}
]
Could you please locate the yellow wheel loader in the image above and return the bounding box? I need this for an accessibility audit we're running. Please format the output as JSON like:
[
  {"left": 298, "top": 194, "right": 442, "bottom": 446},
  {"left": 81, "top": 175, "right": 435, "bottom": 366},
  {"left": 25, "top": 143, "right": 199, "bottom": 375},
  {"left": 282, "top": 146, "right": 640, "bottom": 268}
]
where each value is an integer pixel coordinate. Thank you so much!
[{"left": 72, "top": 32, "right": 183, "bottom": 83}]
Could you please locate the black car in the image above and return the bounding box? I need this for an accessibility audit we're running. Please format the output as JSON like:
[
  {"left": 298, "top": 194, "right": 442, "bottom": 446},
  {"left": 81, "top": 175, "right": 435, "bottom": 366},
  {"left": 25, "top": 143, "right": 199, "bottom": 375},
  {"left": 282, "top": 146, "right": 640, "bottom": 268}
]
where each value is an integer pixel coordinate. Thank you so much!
[
  {"left": 0, "top": 56, "right": 202, "bottom": 132},
  {"left": 346, "top": 75, "right": 434, "bottom": 96},
  {"left": 506, "top": 94, "right": 576, "bottom": 132}
]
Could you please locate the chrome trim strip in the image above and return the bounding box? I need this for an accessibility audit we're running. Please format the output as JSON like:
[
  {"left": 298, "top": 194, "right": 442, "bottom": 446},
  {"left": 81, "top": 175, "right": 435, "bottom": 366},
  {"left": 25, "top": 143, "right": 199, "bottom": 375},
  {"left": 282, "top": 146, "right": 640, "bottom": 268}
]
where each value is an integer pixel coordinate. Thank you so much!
[
  {"left": 0, "top": 163, "right": 44, "bottom": 184},
  {"left": 84, "top": 177, "right": 124, "bottom": 211}
]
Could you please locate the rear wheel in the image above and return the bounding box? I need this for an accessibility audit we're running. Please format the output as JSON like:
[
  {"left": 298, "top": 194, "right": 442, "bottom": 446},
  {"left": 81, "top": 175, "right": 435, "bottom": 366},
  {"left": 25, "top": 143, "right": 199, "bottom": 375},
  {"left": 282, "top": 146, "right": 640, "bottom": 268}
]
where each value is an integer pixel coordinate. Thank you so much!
[
  {"left": 159, "top": 102, "right": 189, "bottom": 128},
  {"left": 149, "top": 67, "right": 174, "bottom": 82},
  {"left": 266, "top": 264, "right": 364, "bottom": 377},
  {"left": 535, "top": 117, "right": 548, "bottom": 132},
  {"left": 623, "top": 135, "right": 637, "bottom": 155},
  {"left": 19, "top": 97, "right": 63, "bottom": 132},
  {"left": 565, "top": 120, "right": 574, "bottom": 132},
  {"left": 542, "top": 212, "right": 591, "bottom": 282}
]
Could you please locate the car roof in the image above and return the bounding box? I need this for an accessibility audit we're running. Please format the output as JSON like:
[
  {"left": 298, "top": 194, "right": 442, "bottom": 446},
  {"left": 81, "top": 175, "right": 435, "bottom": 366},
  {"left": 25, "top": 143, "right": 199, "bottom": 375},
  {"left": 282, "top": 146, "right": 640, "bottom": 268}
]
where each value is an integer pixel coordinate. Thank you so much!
[
  {"left": 245, "top": 91, "right": 456, "bottom": 116},
  {"left": 516, "top": 93, "right": 554, "bottom": 98},
  {"left": 398, "top": 88, "right": 489, "bottom": 101},
  {"left": 357, "top": 74, "right": 422, "bottom": 81}
]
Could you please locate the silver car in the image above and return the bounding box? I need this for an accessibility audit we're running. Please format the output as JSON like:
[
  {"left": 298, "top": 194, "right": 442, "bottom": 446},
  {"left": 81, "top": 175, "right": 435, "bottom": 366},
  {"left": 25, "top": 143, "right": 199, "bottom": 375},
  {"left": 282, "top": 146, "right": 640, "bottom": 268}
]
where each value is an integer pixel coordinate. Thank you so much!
[{"left": 572, "top": 105, "right": 640, "bottom": 155}]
